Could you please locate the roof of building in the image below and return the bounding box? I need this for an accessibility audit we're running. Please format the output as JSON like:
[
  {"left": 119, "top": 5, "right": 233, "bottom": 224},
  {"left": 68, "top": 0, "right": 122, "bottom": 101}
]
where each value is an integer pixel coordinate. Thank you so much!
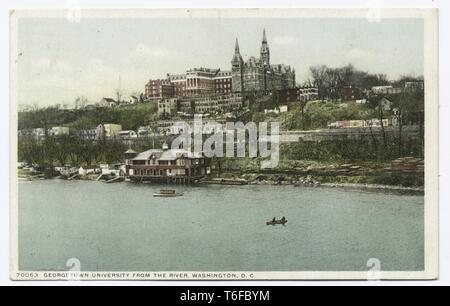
[
  {"left": 101, "top": 98, "right": 117, "bottom": 103},
  {"left": 119, "top": 130, "right": 135, "bottom": 134},
  {"left": 167, "top": 74, "right": 187, "bottom": 80},
  {"left": 270, "top": 64, "right": 292, "bottom": 73},
  {"left": 132, "top": 149, "right": 203, "bottom": 161},
  {"left": 216, "top": 70, "right": 232, "bottom": 77},
  {"left": 132, "top": 149, "right": 164, "bottom": 160},
  {"left": 372, "top": 85, "right": 393, "bottom": 89},
  {"left": 124, "top": 149, "right": 137, "bottom": 154},
  {"left": 159, "top": 149, "right": 204, "bottom": 161}
]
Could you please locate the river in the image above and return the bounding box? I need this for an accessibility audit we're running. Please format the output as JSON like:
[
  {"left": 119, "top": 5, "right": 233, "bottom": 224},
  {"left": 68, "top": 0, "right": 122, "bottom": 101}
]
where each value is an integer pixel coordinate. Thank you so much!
[{"left": 18, "top": 180, "right": 424, "bottom": 272}]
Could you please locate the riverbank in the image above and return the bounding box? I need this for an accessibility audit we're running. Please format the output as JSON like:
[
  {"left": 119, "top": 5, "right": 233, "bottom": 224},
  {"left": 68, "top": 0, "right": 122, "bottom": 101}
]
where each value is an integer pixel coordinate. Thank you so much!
[
  {"left": 207, "top": 157, "right": 424, "bottom": 191},
  {"left": 201, "top": 175, "right": 423, "bottom": 193},
  {"left": 17, "top": 158, "right": 424, "bottom": 193}
]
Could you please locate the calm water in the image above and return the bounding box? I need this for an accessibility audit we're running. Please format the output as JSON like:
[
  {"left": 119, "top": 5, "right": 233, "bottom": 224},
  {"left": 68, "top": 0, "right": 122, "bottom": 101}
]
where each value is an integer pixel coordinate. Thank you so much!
[{"left": 18, "top": 180, "right": 424, "bottom": 271}]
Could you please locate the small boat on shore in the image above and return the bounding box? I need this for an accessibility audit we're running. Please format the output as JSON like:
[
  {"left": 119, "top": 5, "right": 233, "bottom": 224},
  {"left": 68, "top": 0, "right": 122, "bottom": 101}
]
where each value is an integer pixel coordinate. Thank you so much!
[
  {"left": 153, "top": 189, "right": 184, "bottom": 197},
  {"left": 266, "top": 218, "right": 288, "bottom": 226}
]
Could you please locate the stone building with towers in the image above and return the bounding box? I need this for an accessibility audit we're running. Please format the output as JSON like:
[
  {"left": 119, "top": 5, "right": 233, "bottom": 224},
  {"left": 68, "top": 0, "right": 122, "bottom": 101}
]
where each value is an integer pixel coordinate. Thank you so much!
[{"left": 231, "top": 29, "right": 296, "bottom": 93}]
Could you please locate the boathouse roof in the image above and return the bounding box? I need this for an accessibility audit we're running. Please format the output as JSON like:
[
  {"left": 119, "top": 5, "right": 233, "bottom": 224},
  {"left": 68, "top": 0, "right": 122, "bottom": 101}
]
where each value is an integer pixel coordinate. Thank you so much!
[
  {"left": 132, "top": 149, "right": 203, "bottom": 161},
  {"left": 132, "top": 149, "right": 163, "bottom": 160}
]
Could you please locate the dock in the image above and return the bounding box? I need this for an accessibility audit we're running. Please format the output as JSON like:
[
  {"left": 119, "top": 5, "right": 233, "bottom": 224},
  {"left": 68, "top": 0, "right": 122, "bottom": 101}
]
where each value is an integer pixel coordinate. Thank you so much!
[
  {"left": 105, "top": 176, "right": 125, "bottom": 183},
  {"left": 68, "top": 174, "right": 79, "bottom": 180}
]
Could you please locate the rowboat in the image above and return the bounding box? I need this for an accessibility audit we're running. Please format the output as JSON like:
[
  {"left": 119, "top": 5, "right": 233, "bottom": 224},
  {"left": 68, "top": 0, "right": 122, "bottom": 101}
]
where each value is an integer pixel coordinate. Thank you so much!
[
  {"left": 266, "top": 218, "right": 288, "bottom": 226},
  {"left": 153, "top": 189, "right": 184, "bottom": 197}
]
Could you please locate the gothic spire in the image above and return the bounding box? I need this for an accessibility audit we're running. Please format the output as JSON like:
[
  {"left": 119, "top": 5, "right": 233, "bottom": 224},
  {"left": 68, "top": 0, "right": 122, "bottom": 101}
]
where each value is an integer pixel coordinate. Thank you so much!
[
  {"left": 260, "top": 29, "right": 270, "bottom": 66},
  {"left": 231, "top": 38, "right": 243, "bottom": 66}
]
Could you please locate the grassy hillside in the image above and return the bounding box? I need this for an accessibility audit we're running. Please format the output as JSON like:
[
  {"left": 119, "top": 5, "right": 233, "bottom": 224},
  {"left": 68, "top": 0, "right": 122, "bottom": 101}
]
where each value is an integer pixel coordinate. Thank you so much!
[{"left": 18, "top": 102, "right": 159, "bottom": 131}]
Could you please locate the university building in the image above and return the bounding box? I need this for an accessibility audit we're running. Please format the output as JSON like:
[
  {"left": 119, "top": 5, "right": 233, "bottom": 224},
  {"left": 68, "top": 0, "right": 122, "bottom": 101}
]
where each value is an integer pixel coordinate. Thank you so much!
[
  {"left": 157, "top": 94, "right": 243, "bottom": 118},
  {"left": 231, "top": 29, "right": 296, "bottom": 93},
  {"left": 145, "top": 68, "right": 233, "bottom": 99},
  {"left": 144, "top": 79, "right": 174, "bottom": 99},
  {"left": 144, "top": 29, "right": 295, "bottom": 99}
]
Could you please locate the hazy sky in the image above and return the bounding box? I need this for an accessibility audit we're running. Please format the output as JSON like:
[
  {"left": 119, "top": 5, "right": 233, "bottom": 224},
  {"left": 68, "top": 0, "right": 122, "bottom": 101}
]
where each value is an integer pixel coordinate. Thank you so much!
[{"left": 16, "top": 17, "right": 424, "bottom": 107}]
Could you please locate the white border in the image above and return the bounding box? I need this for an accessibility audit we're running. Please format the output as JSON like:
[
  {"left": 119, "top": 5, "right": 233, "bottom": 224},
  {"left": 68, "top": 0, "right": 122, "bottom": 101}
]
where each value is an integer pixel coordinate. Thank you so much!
[{"left": 2, "top": 1, "right": 448, "bottom": 285}]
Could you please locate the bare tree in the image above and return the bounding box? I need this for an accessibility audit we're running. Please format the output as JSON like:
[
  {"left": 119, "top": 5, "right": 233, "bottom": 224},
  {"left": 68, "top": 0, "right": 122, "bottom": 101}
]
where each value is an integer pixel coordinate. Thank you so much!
[
  {"left": 310, "top": 65, "right": 328, "bottom": 101},
  {"left": 73, "top": 96, "right": 89, "bottom": 109}
]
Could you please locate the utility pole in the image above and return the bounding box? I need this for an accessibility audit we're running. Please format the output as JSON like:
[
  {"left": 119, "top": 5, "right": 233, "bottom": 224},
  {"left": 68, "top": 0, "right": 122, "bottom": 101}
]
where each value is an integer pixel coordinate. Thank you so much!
[{"left": 116, "top": 74, "right": 122, "bottom": 103}]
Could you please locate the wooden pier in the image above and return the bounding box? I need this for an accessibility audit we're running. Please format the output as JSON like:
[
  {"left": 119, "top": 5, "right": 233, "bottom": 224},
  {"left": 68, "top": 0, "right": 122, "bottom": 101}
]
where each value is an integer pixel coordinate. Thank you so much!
[{"left": 130, "top": 176, "right": 201, "bottom": 185}]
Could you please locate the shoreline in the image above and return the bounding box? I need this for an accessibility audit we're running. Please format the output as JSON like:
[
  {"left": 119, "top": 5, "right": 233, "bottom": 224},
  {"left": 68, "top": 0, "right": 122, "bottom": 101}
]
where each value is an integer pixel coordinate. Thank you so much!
[
  {"left": 319, "top": 182, "right": 423, "bottom": 193},
  {"left": 208, "top": 179, "right": 424, "bottom": 193},
  {"left": 18, "top": 173, "right": 424, "bottom": 194}
]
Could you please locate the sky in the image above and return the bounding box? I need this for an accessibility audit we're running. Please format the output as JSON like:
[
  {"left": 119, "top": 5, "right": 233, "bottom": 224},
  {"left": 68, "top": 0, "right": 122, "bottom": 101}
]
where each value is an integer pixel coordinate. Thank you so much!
[{"left": 16, "top": 17, "right": 424, "bottom": 107}]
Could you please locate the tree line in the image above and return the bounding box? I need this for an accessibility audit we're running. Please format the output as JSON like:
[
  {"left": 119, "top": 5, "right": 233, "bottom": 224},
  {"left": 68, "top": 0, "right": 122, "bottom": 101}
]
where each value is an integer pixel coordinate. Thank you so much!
[
  {"left": 18, "top": 135, "right": 128, "bottom": 169},
  {"left": 307, "top": 64, "right": 423, "bottom": 101},
  {"left": 18, "top": 102, "right": 158, "bottom": 132}
]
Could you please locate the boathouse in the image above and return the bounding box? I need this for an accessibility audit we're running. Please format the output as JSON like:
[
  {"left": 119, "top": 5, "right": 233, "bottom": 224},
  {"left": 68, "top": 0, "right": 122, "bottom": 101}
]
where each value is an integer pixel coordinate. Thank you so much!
[{"left": 124, "top": 144, "right": 211, "bottom": 183}]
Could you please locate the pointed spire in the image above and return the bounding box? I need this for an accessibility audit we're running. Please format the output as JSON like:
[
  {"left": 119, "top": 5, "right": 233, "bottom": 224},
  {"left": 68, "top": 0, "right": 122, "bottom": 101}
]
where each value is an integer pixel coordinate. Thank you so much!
[
  {"left": 235, "top": 38, "right": 240, "bottom": 54},
  {"left": 231, "top": 38, "right": 243, "bottom": 66},
  {"left": 260, "top": 29, "right": 270, "bottom": 66}
]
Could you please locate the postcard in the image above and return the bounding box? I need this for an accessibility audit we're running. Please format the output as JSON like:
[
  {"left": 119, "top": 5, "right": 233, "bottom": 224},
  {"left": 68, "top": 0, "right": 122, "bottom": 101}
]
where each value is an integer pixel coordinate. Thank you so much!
[{"left": 10, "top": 8, "right": 439, "bottom": 280}]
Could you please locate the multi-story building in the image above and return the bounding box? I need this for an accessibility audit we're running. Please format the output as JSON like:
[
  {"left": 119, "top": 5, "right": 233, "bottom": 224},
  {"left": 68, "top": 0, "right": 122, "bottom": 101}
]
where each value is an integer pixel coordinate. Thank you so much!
[
  {"left": 231, "top": 30, "right": 296, "bottom": 93},
  {"left": 341, "top": 86, "right": 362, "bottom": 101},
  {"left": 298, "top": 87, "right": 319, "bottom": 102},
  {"left": 158, "top": 98, "right": 179, "bottom": 118},
  {"left": 189, "top": 94, "right": 243, "bottom": 114},
  {"left": 156, "top": 118, "right": 228, "bottom": 135},
  {"left": 404, "top": 81, "right": 424, "bottom": 92},
  {"left": 276, "top": 87, "right": 319, "bottom": 103},
  {"left": 147, "top": 69, "right": 233, "bottom": 99},
  {"left": 168, "top": 74, "right": 187, "bottom": 97},
  {"left": 371, "top": 86, "right": 402, "bottom": 95},
  {"left": 157, "top": 94, "right": 243, "bottom": 118},
  {"left": 124, "top": 145, "right": 210, "bottom": 180},
  {"left": 166, "top": 68, "right": 233, "bottom": 97},
  {"left": 144, "top": 29, "right": 294, "bottom": 98},
  {"left": 96, "top": 124, "right": 122, "bottom": 139},
  {"left": 214, "top": 70, "right": 233, "bottom": 94},
  {"left": 145, "top": 79, "right": 175, "bottom": 99},
  {"left": 78, "top": 128, "right": 98, "bottom": 141},
  {"left": 185, "top": 68, "right": 218, "bottom": 96},
  {"left": 278, "top": 88, "right": 299, "bottom": 103}
]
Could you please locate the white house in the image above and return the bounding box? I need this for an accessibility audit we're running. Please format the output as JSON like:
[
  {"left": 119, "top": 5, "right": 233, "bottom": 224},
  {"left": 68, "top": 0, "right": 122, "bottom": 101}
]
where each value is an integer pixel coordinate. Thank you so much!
[
  {"left": 100, "top": 164, "right": 122, "bottom": 176},
  {"left": 78, "top": 166, "right": 99, "bottom": 176},
  {"left": 371, "top": 86, "right": 402, "bottom": 95},
  {"left": 119, "top": 130, "right": 137, "bottom": 139},
  {"left": 49, "top": 126, "right": 70, "bottom": 136},
  {"left": 32, "top": 128, "right": 46, "bottom": 140},
  {"left": 137, "top": 126, "right": 152, "bottom": 137},
  {"left": 98, "top": 98, "right": 118, "bottom": 108},
  {"left": 129, "top": 95, "right": 139, "bottom": 104},
  {"left": 264, "top": 105, "right": 288, "bottom": 114}
]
